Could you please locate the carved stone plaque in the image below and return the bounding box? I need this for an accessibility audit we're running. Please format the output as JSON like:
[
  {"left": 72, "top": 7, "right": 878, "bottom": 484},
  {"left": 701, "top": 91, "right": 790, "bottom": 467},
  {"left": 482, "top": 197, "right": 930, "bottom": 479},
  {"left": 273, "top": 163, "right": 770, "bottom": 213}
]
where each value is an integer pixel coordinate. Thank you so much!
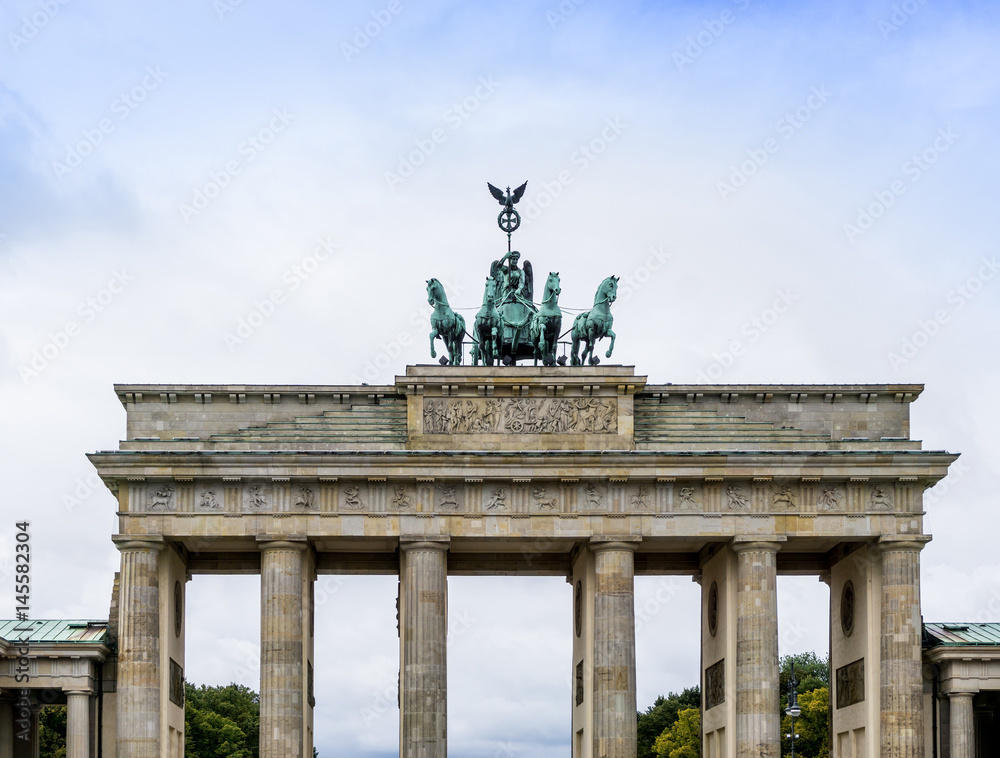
[
  {"left": 836, "top": 658, "right": 865, "bottom": 709},
  {"left": 174, "top": 581, "right": 182, "bottom": 638},
  {"left": 841, "top": 581, "right": 855, "bottom": 637},
  {"left": 574, "top": 581, "right": 582, "bottom": 638},
  {"left": 705, "top": 659, "right": 725, "bottom": 710},
  {"left": 576, "top": 660, "right": 584, "bottom": 706},
  {"left": 707, "top": 582, "right": 719, "bottom": 637},
  {"left": 169, "top": 658, "right": 185, "bottom": 707},
  {"left": 423, "top": 397, "right": 618, "bottom": 435}
]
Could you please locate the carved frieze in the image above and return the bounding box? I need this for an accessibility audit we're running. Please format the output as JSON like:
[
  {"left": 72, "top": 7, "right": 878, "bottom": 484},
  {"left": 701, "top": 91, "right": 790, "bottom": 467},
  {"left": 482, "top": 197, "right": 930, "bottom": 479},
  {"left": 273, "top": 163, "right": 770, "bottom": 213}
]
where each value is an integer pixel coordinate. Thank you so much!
[
  {"left": 836, "top": 658, "right": 865, "bottom": 709},
  {"left": 705, "top": 659, "right": 725, "bottom": 710},
  {"left": 422, "top": 397, "right": 618, "bottom": 435},
  {"left": 128, "top": 478, "right": 910, "bottom": 517}
]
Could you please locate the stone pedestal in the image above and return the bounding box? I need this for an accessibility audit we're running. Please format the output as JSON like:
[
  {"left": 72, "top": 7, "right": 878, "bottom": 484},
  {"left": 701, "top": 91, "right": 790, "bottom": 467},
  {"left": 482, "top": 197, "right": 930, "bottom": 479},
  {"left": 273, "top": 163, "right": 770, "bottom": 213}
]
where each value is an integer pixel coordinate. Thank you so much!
[
  {"left": 732, "top": 538, "right": 783, "bottom": 758},
  {"left": 879, "top": 536, "right": 929, "bottom": 758},
  {"left": 399, "top": 539, "right": 449, "bottom": 758},
  {"left": 591, "top": 538, "right": 639, "bottom": 758},
  {"left": 65, "top": 691, "right": 91, "bottom": 758},
  {"left": 948, "top": 692, "right": 974, "bottom": 758},
  {"left": 113, "top": 536, "right": 165, "bottom": 758},
  {"left": 259, "top": 538, "right": 309, "bottom": 758}
]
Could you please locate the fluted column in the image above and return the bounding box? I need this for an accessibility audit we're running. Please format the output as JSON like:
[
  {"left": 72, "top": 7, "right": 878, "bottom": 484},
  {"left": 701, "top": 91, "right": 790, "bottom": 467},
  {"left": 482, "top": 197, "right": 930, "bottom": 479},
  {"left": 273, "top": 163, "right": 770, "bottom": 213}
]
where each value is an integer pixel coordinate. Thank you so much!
[
  {"left": 591, "top": 537, "right": 639, "bottom": 758},
  {"left": 65, "top": 690, "right": 91, "bottom": 758},
  {"left": 948, "top": 692, "right": 974, "bottom": 758},
  {"left": 732, "top": 539, "right": 782, "bottom": 758},
  {"left": 879, "top": 536, "right": 929, "bottom": 758},
  {"left": 399, "top": 538, "right": 449, "bottom": 758},
  {"left": 113, "top": 536, "right": 165, "bottom": 758},
  {"left": 259, "top": 538, "right": 308, "bottom": 758}
]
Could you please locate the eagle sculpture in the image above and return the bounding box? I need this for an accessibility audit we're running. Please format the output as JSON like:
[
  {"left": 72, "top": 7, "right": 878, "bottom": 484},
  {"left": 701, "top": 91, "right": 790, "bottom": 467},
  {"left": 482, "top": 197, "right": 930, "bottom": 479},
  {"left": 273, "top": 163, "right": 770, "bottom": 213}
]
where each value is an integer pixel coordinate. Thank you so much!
[{"left": 487, "top": 181, "right": 528, "bottom": 212}]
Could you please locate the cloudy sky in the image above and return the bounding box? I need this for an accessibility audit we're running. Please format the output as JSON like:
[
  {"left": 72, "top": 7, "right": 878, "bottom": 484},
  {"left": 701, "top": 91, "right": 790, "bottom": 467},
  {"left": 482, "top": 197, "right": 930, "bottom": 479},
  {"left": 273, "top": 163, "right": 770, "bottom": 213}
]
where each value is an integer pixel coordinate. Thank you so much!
[{"left": 1, "top": 0, "right": 998, "bottom": 755}]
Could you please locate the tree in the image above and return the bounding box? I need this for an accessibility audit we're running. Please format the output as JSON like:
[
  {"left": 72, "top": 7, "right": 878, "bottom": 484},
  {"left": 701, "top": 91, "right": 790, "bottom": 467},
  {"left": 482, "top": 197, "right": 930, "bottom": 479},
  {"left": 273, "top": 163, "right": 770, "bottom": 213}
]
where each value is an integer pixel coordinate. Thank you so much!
[
  {"left": 185, "top": 683, "right": 260, "bottom": 758},
  {"left": 39, "top": 705, "right": 67, "bottom": 758},
  {"left": 653, "top": 707, "right": 701, "bottom": 758},
  {"left": 637, "top": 687, "right": 700, "bottom": 758},
  {"left": 779, "top": 651, "right": 829, "bottom": 695},
  {"left": 780, "top": 686, "right": 829, "bottom": 758}
]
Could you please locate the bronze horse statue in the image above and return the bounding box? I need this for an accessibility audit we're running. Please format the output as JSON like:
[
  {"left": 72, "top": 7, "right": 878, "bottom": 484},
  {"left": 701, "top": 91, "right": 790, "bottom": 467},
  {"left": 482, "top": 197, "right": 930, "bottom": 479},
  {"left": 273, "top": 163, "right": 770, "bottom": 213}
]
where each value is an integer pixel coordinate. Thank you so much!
[
  {"left": 530, "top": 272, "right": 562, "bottom": 366},
  {"left": 571, "top": 276, "right": 618, "bottom": 366},
  {"left": 472, "top": 276, "right": 500, "bottom": 366},
  {"left": 427, "top": 278, "right": 465, "bottom": 365}
]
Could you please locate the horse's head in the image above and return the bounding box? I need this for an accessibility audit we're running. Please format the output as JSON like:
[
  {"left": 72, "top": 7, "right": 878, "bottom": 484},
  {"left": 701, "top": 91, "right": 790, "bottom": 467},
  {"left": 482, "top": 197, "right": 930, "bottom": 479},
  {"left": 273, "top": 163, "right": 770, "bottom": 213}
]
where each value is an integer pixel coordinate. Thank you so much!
[
  {"left": 426, "top": 278, "right": 446, "bottom": 306},
  {"left": 482, "top": 276, "right": 496, "bottom": 304},
  {"left": 545, "top": 271, "right": 561, "bottom": 298},
  {"left": 595, "top": 275, "right": 619, "bottom": 306}
]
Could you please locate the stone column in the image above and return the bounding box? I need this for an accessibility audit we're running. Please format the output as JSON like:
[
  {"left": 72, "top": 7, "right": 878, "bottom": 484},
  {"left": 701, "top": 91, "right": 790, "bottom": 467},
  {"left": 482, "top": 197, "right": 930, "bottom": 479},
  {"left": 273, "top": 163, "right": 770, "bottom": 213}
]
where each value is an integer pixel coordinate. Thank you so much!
[
  {"left": 732, "top": 538, "right": 783, "bottom": 758},
  {"left": 591, "top": 537, "right": 640, "bottom": 758},
  {"left": 879, "top": 536, "right": 929, "bottom": 758},
  {"left": 12, "top": 705, "right": 40, "bottom": 758},
  {"left": 258, "top": 538, "right": 309, "bottom": 758},
  {"left": 948, "top": 692, "right": 974, "bottom": 758},
  {"left": 65, "top": 691, "right": 91, "bottom": 758},
  {"left": 399, "top": 538, "right": 449, "bottom": 758},
  {"left": 113, "top": 536, "right": 165, "bottom": 758}
]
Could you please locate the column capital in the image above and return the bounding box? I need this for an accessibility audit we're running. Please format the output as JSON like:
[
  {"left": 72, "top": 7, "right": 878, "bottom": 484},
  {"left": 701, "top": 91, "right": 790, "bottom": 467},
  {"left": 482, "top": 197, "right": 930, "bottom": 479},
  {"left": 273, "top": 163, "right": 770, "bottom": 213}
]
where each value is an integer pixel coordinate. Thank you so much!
[
  {"left": 878, "top": 535, "right": 931, "bottom": 553},
  {"left": 256, "top": 535, "right": 309, "bottom": 551},
  {"left": 400, "top": 536, "right": 450, "bottom": 552},
  {"left": 947, "top": 691, "right": 976, "bottom": 700},
  {"left": 731, "top": 535, "right": 786, "bottom": 554},
  {"left": 590, "top": 535, "right": 641, "bottom": 553},
  {"left": 112, "top": 534, "right": 166, "bottom": 553},
  {"left": 63, "top": 689, "right": 93, "bottom": 697}
]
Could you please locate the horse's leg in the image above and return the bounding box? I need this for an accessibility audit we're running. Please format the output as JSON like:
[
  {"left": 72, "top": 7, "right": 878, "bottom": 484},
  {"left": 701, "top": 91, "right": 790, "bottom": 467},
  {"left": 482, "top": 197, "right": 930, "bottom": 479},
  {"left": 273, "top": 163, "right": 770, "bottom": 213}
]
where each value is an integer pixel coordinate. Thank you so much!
[
  {"left": 605, "top": 327, "right": 616, "bottom": 358},
  {"left": 429, "top": 327, "right": 439, "bottom": 359}
]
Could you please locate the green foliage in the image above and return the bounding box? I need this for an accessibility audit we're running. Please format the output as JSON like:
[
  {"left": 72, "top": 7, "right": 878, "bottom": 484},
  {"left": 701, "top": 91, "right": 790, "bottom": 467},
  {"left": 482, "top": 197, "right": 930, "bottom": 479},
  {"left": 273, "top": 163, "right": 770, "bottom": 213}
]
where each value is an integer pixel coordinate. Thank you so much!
[
  {"left": 653, "top": 707, "right": 701, "bottom": 758},
  {"left": 779, "top": 651, "right": 829, "bottom": 695},
  {"left": 39, "top": 705, "right": 67, "bottom": 758},
  {"left": 185, "top": 683, "right": 260, "bottom": 758},
  {"left": 637, "top": 687, "right": 700, "bottom": 758},
  {"left": 780, "top": 686, "right": 829, "bottom": 758}
]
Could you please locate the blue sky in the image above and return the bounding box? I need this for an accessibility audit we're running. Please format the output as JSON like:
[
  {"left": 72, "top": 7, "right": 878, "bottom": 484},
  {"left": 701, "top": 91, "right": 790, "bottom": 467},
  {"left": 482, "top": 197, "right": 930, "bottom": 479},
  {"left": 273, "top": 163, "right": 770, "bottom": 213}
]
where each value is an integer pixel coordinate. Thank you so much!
[{"left": 1, "top": 0, "right": 999, "bottom": 755}]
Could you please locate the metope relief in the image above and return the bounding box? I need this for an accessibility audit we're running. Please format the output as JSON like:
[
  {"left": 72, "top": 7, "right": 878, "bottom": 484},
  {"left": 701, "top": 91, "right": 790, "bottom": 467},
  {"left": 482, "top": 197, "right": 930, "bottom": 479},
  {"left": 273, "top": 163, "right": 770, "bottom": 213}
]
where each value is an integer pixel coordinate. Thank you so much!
[
  {"left": 293, "top": 485, "right": 316, "bottom": 510},
  {"left": 818, "top": 484, "right": 845, "bottom": 511},
  {"left": 390, "top": 485, "right": 414, "bottom": 511},
  {"left": 436, "top": 484, "right": 462, "bottom": 511},
  {"left": 531, "top": 486, "right": 559, "bottom": 512},
  {"left": 726, "top": 485, "right": 750, "bottom": 512},
  {"left": 628, "top": 485, "right": 651, "bottom": 512},
  {"left": 148, "top": 484, "right": 176, "bottom": 512},
  {"left": 675, "top": 484, "right": 701, "bottom": 512},
  {"left": 483, "top": 487, "right": 510, "bottom": 512},
  {"left": 868, "top": 484, "right": 893, "bottom": 511},
  {"left": 243, "top": 484, "right": 271, "bottom": 511},
  {"left": 770, "top": 482, "right": 798, "bottom": 510},
  {"left": 341, "top": 485, "right": 364, "bottom": 511},
  {"left": 422, "top": 397, "right": 618, "bottom": 435},
  {"left": 196, "top": 487, "right": 221, "bottom": 511}
]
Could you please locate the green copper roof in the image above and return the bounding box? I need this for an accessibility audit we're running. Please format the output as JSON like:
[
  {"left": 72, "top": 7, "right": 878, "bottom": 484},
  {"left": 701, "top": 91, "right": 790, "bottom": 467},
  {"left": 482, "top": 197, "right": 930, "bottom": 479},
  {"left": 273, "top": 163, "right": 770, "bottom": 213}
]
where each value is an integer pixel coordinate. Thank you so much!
[
  {"left": 924, "top": 622, "right": 1000, "bottom": 647},
  {"left": 0, "top": 619, "right": 109, "bottom": 644}
]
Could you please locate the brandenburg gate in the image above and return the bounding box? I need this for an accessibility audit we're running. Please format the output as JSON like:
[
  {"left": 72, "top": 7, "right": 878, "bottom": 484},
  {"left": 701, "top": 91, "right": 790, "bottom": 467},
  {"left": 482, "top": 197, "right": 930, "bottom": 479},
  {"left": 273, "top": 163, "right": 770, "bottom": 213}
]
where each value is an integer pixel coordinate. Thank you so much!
[{"left": 89, "top": 365, "right": 956, "bottom": 758}]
